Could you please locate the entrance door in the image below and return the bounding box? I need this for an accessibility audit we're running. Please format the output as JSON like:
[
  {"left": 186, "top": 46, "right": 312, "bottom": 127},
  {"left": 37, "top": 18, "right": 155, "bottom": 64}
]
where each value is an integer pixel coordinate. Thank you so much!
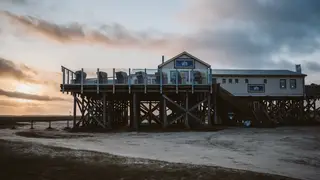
[{"left": 180, "top": 71, "right": 189, "bottom": 84}]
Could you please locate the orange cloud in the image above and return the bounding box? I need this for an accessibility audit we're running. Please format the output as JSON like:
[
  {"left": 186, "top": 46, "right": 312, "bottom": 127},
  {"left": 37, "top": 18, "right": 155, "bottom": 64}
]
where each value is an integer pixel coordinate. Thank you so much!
[{"left": 0, "top": 88, "right": 66, "bottom": 101}]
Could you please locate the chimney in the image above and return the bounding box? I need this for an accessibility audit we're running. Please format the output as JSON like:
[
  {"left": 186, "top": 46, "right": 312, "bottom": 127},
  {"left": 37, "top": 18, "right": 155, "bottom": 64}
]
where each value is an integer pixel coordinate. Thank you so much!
[
  {"left": 162, "top": 55, "right": 164, "bottom": 64},
  {"left": 295, "top": 64, "right": 301, "bottom": 73}
]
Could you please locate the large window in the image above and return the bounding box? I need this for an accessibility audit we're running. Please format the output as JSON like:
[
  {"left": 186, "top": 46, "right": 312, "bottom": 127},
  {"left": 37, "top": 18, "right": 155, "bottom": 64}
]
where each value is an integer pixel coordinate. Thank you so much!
[
  {"left": 280, "top": 79, "right": 286, "bottom": 89},
  {"left": 290, "top": 79, "right": 297, "bottom": 89}
]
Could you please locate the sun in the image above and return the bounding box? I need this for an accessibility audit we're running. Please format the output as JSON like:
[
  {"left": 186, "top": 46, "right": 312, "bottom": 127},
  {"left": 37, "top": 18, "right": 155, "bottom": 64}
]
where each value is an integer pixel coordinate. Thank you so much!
[
  {"left": 14, "top": 83, "right": 42, "bottom": 102},
  {"left": 15, "top": 83, "right": 41, "bottom": 94}
]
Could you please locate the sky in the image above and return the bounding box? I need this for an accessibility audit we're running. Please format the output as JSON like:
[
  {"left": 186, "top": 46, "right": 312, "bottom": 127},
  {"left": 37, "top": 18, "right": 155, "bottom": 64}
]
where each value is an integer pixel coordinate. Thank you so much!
[{"left": 1, "top": 0, "right": 320, "bottom": 115}]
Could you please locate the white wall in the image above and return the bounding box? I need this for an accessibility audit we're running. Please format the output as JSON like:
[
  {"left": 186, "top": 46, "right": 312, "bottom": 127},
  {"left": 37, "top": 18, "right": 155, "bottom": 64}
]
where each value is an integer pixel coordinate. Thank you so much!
[
  {"left": 216, "top": 76, "right": 304, "bottom": 96},
  {"left": 159, "top": 55, "right": 210, "bottom": 84},
  {"left": 160, "top": 55, "right": 208, "bottom": 69}
]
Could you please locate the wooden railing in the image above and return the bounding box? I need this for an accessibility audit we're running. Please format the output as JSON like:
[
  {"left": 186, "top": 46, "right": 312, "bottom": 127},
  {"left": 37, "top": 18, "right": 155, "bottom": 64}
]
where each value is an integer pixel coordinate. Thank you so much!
[{"left": 61, "top": 66, "right": 213, "bottom": 94}]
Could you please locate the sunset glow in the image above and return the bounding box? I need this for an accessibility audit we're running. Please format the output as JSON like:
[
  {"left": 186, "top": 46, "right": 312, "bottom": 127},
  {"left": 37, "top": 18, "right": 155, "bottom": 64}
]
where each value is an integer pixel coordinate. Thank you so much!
[{"left": 15, "top": 83, "right": 41, "bottom": 95}]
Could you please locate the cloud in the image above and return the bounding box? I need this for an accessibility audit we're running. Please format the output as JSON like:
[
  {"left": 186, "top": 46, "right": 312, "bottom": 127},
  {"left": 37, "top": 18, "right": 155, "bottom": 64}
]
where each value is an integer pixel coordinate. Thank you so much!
[
  {"left": 0, "top": 99, "right": 18, "bottom": 107},
  {"left": 0, "top": 88, "right": 66, "bottom": 101},
  {"left": 304, "top": 61, "right": 320, "bottom": 72},
  {"left": 0, "top": 10, "right": 181, "bottom": 51},
  {"left": 1, "top": 1, "right": 320, "bottom": 70},
  {"left": 179, "top": 0, "right": 320, "bottom": 67},
  {"left": 0, "top": 57, "right": 37, "bottom": 82},
  {"left": 0, "top": 57, "right": 61, "bottom": 87}
]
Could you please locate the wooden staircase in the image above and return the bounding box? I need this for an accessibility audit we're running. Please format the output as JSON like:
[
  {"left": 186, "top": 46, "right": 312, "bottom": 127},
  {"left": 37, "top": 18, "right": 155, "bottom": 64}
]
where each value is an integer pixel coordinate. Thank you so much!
[{"left": 218, "top": 86, "right": 275, "bottom": 127}]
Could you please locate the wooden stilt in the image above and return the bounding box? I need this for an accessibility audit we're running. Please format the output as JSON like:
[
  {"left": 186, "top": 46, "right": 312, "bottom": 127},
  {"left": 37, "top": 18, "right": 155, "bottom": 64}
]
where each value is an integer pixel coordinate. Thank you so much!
[
  {"left": 73, "top": 93, "right": 77, "bottom": 128},
  {"left": 133, "top": 93, "right": 139, "bottom": 130},
  {"left": 103, "top": 93, "right": 106, "bottom": 127},
  {"left": 185, "top": 92, "right": 190, "bottom": 129},
  {"left": 163, "top": 97, "right": 168, "bottom": 128},
  {"left": 208, "top": 93, "right": 212, "bottom": 126}
]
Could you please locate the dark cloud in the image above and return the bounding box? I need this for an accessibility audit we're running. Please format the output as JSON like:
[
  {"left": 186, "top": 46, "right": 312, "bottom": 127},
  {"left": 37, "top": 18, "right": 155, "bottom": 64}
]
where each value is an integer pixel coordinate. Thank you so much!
[
  {"left": 0, "top": 57, "right": 37, "bottom": 82},
  {"left": 0, "top": 88, "right": 66, "bottom": 101},
  {"left": 304, "top": 61, "right": 320, "bottom": 72},
  {"left": 0, "top": 10, "right": 179, "bottom": 51},
  {"left": 0, "top": 0, "right": 27, "bottom": 4},
  {"left": 0, "top": 57, "right": 60, "bottom": 87},
  {"left": 181, "top": 0, "right": 320, "bottom": 68},
  {"left": 1, "top": 1, "right": 320, "bottom": 71}
]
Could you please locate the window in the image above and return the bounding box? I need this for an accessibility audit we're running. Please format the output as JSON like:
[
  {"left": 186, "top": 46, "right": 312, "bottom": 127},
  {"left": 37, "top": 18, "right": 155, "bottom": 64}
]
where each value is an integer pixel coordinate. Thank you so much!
[
  {"left": 290, "top": 79, "right": 297, "bottom": 89},
  {"left": 245, "top": 79, "right": 249, "bottom": 83},
  {"left": 264, "top": 79, "right": 267, "bottom": 84},
  {"left": 280, "top": 79, "right": 286, "bottom": 89},
  {"left": 222, "top": 79, "right": 226, "bottom": 84},
  {"left": 235, "top": 79, "right": 239, "bottom": 83},
  {"left": 229, "top": 79, "right": 232, "bottom": 83}
]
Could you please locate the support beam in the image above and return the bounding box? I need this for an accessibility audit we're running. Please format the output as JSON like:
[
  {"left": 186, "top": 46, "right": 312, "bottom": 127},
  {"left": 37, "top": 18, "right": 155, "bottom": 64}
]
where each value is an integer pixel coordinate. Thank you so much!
[
  {"left": 208, "top": 93, "right": 212, "bottom": 126},
  {"left": 103, "top": 93, "right": 106, "bottom": 127},
  {"left": 108, "top": 100, "right": 113, "bottom": 128},
  {"left": 73, "top": 93, "right": 77, "bottom": 128},
  {"left": 133, "top": 93, "right": 139, "bottom": 130},
  {"left": 163, "top": 97, "right": 168, "bottom": 128},
  {"left": 185, "top": 92, "right": 190, "bottom": 129}
]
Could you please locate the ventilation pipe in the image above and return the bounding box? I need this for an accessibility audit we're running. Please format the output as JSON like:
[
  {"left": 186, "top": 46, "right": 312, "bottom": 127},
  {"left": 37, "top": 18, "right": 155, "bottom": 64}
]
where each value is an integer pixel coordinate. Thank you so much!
[
  {"left": 162, "top": 55, "right": 164, "bottom": 63},
  {"left": 295, "top": 64, "right": 301, "bottom": 73}
]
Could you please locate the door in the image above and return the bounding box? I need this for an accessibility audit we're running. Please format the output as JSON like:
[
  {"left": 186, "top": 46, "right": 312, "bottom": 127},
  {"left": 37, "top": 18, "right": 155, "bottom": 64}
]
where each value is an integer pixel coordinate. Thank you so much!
[{"left": 180, "top": 71, "right": 189, "bottom": 84}]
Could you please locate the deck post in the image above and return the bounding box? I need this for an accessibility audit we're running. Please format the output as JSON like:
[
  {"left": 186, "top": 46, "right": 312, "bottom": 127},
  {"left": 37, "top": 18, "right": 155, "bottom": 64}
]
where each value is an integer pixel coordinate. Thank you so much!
[
  {"left": 62, "top": 66, "right": 65, "bottom": 93},
  {"left": 71, "top": 72, "right": 73, "bottom": 84},
  {"left": 214, "top": 84, "right": 218, "bottom": 124},
  {"left": 108, "top": 100, "right": 112, "bottom": 128},
  {"left": 73, "top": 93, "right": 77, "bottom": 128},
  {"left": 81, "top": 68, "right": 84, "bottom": 94},
  {"left": 67, "top": 70, "right": 70, "bottom": 84},
  {"left": 130, "top": 99, "right": 134, "bottom": 127},
  {"left": 128, "top": 68, "right": 131, "bottom": 94},
  {"left": 144, "top": 68, "right": 147, "bottom": 93},
  {"left": 160, "top": 69, "right": 163, "bottom": 94},
  {"left": 97, "top": 68, "right": 100, "bottom": 94},
  {"left": 148, "top": 101, "right": 152, "bottom": 125},
  {"left": 162, "top": 96, "right": 168, "bottom": 128},
  {"left": 209, "top": 68, "right": 213, "bottom": 94},
  {"left": 133, "top": 92, "right": 139, "bottom": 130},
  {"left": 176, "top": 69, "right": 178, "bottom": 94},
  {"left": 185, "top": 92, "right": 190, "bottom": 128},
  {"left": 103, "top": 93, "right": 106, "bottom": 127},
  {"left": 48, "top": 121, "right": 52, "bottom": 129},
  {"left": 208, "top": 92, "right": 212, "bottom": 126},
  {"left": 191, "top": 69, "right": 194, "bottom": 94},
  {"left": 113, "top": 68, "right": 115, "bottom": 94}
]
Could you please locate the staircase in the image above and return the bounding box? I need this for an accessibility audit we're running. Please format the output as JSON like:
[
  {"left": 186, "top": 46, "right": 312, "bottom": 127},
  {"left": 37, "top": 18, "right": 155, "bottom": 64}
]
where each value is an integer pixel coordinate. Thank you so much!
[
  {"left": 218, "top": 86, "right": 275, "bottom": 127},
  {"left": 252, "top": 108, "right": 276, "bottom": 127}
]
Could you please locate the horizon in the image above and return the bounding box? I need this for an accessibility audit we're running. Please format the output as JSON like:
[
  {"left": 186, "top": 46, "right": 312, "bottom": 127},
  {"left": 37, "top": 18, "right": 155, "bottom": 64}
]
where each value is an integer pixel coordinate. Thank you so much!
[{"left": 1, "top": 0, "right": 320, "bottom": 115}]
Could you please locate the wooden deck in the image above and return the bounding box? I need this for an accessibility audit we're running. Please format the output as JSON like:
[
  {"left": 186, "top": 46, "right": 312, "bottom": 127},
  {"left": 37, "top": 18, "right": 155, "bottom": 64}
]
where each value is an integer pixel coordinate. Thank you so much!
[{"left": 61, "top": 84, "right": 213, "bottom": 93}]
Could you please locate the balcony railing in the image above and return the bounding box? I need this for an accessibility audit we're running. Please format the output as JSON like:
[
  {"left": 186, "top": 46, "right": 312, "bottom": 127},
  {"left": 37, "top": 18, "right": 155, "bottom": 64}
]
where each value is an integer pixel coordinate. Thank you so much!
[{"left": 61, "top": 66, "right": 213, "bottom": 93}]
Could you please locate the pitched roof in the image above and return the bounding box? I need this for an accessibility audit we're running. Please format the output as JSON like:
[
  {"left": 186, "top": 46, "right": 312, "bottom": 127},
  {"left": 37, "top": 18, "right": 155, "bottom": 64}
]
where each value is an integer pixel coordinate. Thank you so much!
[
  {"left": 158, "top": 51, "right": 211, "bottom": 68},
  {"left": 212, "top": 69, "right": 307, "bottom": 77}
]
